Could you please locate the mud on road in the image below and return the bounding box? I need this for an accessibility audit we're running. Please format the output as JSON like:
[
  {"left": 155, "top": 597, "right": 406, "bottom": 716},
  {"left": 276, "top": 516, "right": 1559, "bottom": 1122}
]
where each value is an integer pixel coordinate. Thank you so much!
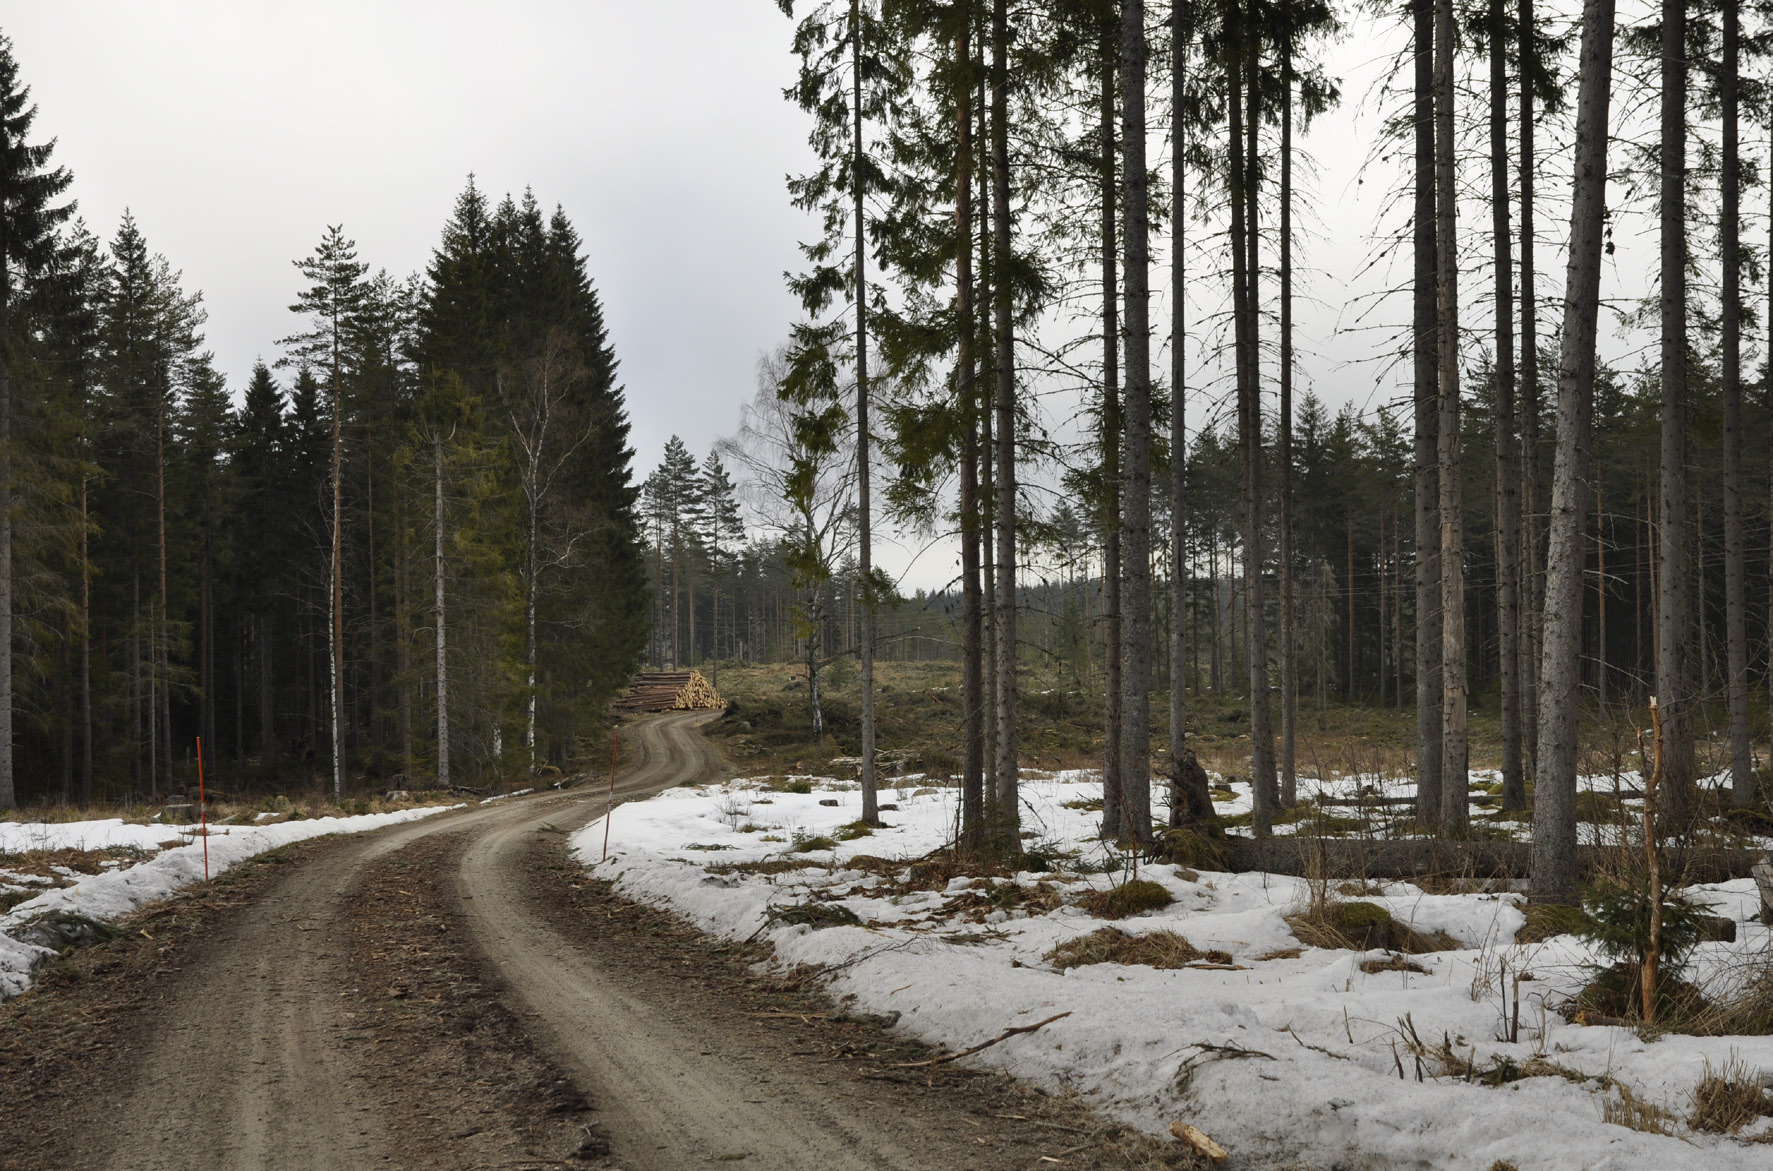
[{"left": 0, "top": 712, "right": 1201, "bottom": 1171}]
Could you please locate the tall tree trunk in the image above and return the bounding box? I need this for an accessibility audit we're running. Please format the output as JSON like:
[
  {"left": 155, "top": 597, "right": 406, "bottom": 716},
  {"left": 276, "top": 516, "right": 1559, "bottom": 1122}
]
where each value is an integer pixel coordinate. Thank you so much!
[
  {"left": 1229, "top": 31, "right": 1273, "bottom": 838},
  {"left": 1532, "top": 0, "right": 1613, "bottom": 905},
  {"left": 854, "top": 0, "right": 879, "bottom": 826},
  {"left": 1099, "top": 26, "right": 1125, "bottom": 839},
  {"left": 672, "top": 516, "right": 681, "bottom": 668},
  {"left": 259, "top": 610, "right": 276, "bottom": 760},
  {"left": 434, "top": 436, "right": 450, "bottom": 790},
  {"left": 1489, "top": 0, "right": 1524, "bottom": 812},
  {"left": 989, "top": 0, "right": 1020, "bottom": 851},
  {"left": 525, "top": 488, "right": 538, "bottom": 773},
  {"left": 1279, "top": 58, "right": 1298, "bottom": 809},
  {"left": 1413, "top": 0, "right": 1444, "bottom": 827},
  {"left": 330, "top": 349, "right": 346, "bottom": 800},
  {"left": 0, "top": 272, "right": 11, "bottom": 809},
  {"left": 1170, "top": 5, "right": 1204, "bottom": 827},
  {"left": 957, "top": 15, "right": 985, "bottom": 852},
  {"left": 1720, "top": 0, "right": 1753, "bottom": 807},
  {"left": 158, "top": 370, "right": 173, "bottom": 791},
  {"left": 368, "top": 457, "right": 381, "bottom": 757},
  {"left": 979, "top": 61, "right": 997, "bottom": 786},
  {"left": 1517, "top": 0, "right": 1541, "bottom": 798},
  {"left": 1436, "top": 0, "right": 1468, "bottom": 836},
  {"left": 80, "top": 475, "right": 93, "bottom": 802},
  {"left": 1656, "top": 0, "right": 1696, "bottom": 825},
  {"left": 1118, "top": 0, "right": 1155, "bottom": 848},
  {"left": 1244, "top": 24, "right": 1277, "bottom": 831}
]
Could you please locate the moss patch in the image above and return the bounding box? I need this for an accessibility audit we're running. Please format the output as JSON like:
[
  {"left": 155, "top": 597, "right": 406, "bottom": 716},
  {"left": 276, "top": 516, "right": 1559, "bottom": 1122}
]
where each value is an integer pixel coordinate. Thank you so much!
[
  {"left": 1156, "top": 827, "right": 1227, "bottom": 871},
  {"left": 1515, "top": 901, "right": 1596, "bottom": 943}
]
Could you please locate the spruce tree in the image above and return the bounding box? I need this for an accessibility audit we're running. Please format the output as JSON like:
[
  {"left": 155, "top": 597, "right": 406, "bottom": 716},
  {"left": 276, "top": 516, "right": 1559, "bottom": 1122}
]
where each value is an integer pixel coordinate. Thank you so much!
[{"left": 0, "top": 33, "right": 74, "bottom": 808}]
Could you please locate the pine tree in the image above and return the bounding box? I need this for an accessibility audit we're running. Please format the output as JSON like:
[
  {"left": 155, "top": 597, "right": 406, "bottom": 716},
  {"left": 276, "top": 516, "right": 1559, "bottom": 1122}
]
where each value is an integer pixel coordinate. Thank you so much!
[
  {"left": 280, "top": 226, "right": 368, "bottom": 800},
  {"left": 779, "top": 0, "right": 911, "bottom": 827}
]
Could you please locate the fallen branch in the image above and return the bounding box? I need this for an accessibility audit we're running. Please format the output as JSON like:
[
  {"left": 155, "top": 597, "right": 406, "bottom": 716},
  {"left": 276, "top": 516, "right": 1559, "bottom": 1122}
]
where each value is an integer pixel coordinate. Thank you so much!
[
  {"left": 1169, "top": 1121, "right": 1228, "bottom": 1164},
  {"left": 891, "top": 1012, "right": 1072, "bottom": 1070}
]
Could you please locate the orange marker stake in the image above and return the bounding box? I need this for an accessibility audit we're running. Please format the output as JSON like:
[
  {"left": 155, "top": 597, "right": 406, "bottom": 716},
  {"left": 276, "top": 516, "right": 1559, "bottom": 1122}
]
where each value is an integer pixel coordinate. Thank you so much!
[
  {"left": 601, "top": 732, "right": 619, "bottom": 863},
  {"left": 196, "top": 736, "right": 210, "bottom": 882}
]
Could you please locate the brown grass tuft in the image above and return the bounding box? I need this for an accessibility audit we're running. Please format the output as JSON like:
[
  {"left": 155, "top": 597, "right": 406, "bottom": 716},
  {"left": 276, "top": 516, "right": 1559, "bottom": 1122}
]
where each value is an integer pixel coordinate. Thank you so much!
[
  {"left": 1044, "top": 927, "right": 1231, "bottom": 972},
  {"left": 1287, "top": 899, "right": 1460, "bottom": 954},
  {"left": 1599, "top": 1083, "right": 1675, "bottom": 1134},
  {"left": 1360, "top": 953, "right": 1431, "bottom": 975},
  {"left": 1077, "top": 878, "right": 1175, "bottom": 920},
  {"left": 1688, "top": 1055, "right": 1773, "bottom": 1134}
]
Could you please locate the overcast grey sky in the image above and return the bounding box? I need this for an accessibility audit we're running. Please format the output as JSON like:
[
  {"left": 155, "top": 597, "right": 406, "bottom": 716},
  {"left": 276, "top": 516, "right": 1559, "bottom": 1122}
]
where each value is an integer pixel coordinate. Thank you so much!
[{"left": 9, "top": 0, "right": 814, "bottom": 501}]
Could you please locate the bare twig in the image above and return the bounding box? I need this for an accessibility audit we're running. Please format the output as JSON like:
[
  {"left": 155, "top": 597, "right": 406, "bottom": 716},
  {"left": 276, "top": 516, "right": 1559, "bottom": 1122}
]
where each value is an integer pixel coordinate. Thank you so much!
[{"left": 891, "top": 1012, "right": 1072, "bottom": 1070}]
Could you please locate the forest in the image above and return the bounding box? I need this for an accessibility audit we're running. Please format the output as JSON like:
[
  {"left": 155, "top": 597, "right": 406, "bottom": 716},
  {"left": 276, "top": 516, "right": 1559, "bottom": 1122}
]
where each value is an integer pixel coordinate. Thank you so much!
[
  {"left": 634, "top": 0, "right": 1773, "bottom": 907},
  {"left": 0, "top": 35, "right": 649, "bottom": 807}
]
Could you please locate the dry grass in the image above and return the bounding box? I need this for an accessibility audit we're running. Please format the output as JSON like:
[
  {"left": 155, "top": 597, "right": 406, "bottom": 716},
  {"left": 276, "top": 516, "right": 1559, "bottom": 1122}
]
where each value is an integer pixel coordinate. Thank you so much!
[
  {"left": 1691, "top": 956, "right": 1773, "bottom": 1036},
  {"left": 1287, "top": 899, "right": 1460, "bottom": 954},
  {"left": 1077, "top": 878, "right": 1175, "bottom": 920},
  {"left": 1600, "top": 1083, "right": 1676, "bottom": 1134},
  {"left": 1688, "top": 1055, "right": 1773, "bottom": 1134},
  {"left": 1045, "top": 927, "right": 1230, "bottom": 972},
  {"left": 706, "top": 858, "right": 826, "bottom": 876}
]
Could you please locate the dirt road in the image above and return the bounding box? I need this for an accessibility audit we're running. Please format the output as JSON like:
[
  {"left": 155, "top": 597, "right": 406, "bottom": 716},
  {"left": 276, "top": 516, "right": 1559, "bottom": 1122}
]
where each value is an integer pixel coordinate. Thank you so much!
[{"left": 0, "top": 712, "right": 1197, "bottom": 1171}]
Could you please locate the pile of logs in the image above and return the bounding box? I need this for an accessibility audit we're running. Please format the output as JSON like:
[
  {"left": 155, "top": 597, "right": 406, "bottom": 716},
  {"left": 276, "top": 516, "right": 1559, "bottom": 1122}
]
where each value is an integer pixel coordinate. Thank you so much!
[{"left": 613, "top": 670, "right": 724, "bottom": 715}]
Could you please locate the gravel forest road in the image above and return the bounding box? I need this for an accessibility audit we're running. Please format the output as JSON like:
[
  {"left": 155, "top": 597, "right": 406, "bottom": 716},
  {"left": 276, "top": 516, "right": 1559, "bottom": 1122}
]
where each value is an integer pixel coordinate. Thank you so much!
[{"left": 2, "top": 712, "right": 1197, "bottom": 1171}]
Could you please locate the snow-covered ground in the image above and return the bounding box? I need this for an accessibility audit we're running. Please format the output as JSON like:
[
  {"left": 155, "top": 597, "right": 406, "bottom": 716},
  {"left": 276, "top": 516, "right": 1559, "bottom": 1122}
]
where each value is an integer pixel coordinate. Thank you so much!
[
  {"left": 1, "top": 806, "right": 457, "bottom": 999},
  {"left": 573, "top": 771, "right": 1773, "bottom": 1170}
]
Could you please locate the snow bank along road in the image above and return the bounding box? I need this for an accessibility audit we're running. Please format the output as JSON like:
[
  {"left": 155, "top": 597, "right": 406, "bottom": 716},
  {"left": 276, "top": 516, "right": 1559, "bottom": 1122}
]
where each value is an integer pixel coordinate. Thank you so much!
[{"left": 2, "top": 712, "right": 1153, "bottom": 1171}]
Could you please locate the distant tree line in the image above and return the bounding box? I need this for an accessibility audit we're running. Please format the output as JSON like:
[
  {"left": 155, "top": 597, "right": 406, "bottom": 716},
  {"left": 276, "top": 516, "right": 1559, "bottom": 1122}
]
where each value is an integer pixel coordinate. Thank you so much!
[{"left": 0, "top": 35, "right": 647, "bottom": 806}]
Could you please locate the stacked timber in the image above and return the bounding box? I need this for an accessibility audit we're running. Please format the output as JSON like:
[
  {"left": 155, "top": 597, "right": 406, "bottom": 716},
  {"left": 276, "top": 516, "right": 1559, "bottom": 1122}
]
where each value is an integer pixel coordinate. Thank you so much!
[
  {"left": 613, "top": 670, "right": 724, "bottom": 715},
  {"left": 671, "top": 670, "right": 723, "bottom": 710}
]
